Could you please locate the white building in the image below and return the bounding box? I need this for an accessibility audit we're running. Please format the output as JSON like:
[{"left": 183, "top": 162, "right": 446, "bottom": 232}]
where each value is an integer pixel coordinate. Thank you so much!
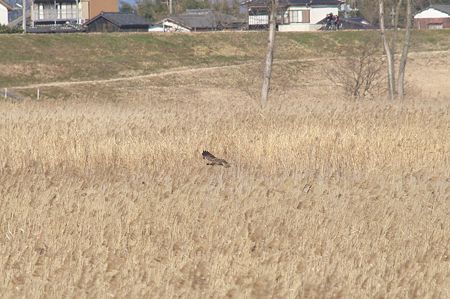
[
  {"left": 0, "top": 0, "right": 13, "bottom": 26},
  {"left": 247, "top": 0, "right": 343, "bottom": 31},
  {"left": 159, "top": 18, "right": 191, "bottom": 32}
]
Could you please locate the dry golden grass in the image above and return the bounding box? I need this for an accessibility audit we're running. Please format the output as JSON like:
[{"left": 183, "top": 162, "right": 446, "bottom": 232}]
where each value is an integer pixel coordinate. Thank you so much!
[{"left": 0, "top": 56, "right": 449, "bottom": 298}]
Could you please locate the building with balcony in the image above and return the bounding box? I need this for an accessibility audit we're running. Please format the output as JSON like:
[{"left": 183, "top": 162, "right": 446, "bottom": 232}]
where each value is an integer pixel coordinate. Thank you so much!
[{"left": 31, "top": 0, "right": 118, "bottom": 25}]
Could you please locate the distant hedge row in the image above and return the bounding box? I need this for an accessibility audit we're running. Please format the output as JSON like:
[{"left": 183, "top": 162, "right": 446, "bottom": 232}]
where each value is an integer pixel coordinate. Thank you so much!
[{"left": 0, "top": 25, "right": 23, "bottom": 34}]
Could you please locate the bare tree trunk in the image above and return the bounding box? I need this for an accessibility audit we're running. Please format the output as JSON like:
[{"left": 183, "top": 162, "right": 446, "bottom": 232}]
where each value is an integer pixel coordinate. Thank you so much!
[
  {"left": 260, "top": 0, "right": 278, "bottom": 108},
  {"left": 31, "top": 0, "right": 34, "bottom": 27},
  {"left": 76, "top": 0, "right": 79, "bottom": 24},
  {"left": 379, "top": 0, "right": 395, "bottom": 100},
  {"left": 391, "top": 0, "right": 403, "bottom": 70},
  {"left": 397, "top": 0, "right": 412, "bottom": 99},
  {"left": 22, "top": 0, "right": 27, "bottom": 33}
]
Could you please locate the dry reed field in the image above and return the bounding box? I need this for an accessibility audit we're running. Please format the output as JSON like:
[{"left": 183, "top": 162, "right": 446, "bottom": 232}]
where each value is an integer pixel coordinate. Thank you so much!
[{"left": 0, "top": 49, "right": 449, "bottom": 298}]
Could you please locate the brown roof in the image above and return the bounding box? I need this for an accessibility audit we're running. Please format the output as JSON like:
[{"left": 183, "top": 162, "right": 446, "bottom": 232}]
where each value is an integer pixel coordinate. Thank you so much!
[
  {"left": 0, "top": 0, "right": 13, "bottom": 11},
  {"left": 85, "top": 12, "right": 150, "bottom": 27}
]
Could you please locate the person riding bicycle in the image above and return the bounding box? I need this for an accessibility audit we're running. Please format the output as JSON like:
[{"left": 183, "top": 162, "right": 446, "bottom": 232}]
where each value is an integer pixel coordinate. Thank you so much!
[
  {"left": 335, "top": 15, "right": 341, "bottom": 30},
  {"left": 326, "top": 13, "right": 333, "bottom": 29}
]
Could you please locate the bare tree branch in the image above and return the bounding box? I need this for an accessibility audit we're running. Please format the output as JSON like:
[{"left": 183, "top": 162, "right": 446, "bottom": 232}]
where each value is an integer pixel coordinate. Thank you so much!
[{"left": 324, "top": 39, "right": 386, "bottom": 100}]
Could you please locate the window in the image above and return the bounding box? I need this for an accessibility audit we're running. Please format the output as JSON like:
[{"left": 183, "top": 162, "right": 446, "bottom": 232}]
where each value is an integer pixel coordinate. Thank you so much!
[
  {"left": 34, "top": 1, "right": 78, "bottom": 21},
  {"left": 428, "top": 23, "right": 443, "bottom": 30},
  {"left": 288, "top": 10, "right": 310, "bottom": 24},
  {"left": 289, "top": 10, "right": 301, "bottom": 23},
  {"left": 38, "top": 4, "right": 44, "bottom": 20}
]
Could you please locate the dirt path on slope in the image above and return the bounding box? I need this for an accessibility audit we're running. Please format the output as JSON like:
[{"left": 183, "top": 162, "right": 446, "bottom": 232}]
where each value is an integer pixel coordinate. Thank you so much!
[{"left": 7, "top": 50, "right": 449, "bottom": 90}]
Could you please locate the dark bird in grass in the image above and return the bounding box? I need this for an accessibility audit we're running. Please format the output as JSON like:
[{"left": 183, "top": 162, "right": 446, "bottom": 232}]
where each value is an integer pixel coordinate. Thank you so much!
[{"left": 202, "top": 151, "right": 230, "bottom": 168}]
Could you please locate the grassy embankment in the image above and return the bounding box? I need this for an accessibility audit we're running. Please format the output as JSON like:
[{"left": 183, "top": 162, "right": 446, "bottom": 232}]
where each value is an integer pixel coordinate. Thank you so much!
[{"left": 1, "top": 30, "right": 450, "bottom": 87}]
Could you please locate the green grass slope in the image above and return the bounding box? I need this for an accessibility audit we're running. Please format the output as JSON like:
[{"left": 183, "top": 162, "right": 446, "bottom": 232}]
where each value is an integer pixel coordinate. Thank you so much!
[{"left": 1, "top": 30, "right": 449, "bottom": 87}]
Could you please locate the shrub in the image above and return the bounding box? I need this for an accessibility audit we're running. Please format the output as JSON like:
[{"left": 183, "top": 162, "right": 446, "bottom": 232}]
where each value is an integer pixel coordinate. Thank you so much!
[{"left": 0, "top": 24, "right": 23, "bottom": 34}]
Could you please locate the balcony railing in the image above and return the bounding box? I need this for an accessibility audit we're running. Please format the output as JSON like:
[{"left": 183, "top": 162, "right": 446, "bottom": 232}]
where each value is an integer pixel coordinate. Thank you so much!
[{"left": 33, "top": 2, "right": 80, "bottom": 22}]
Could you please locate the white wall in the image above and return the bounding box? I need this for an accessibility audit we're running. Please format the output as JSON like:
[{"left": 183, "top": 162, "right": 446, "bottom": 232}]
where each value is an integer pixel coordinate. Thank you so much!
[
  {"left": 310, "top": 6, "right": 338, "bottom": 24},
  {"left": 278, "top": 5, "right": 337, "bottom": 31},
  {"left": 279, "top": 23, "right": 314, "bottom": 31},
  {"left": 161, "top": 20, "right": 190, "bottom": 32},
  {"left": 414, "top": 8, "right": 450, "bottom": 19},
  {"left": 0, "top": 4, "right": 8, "bottom": 25},
  {"left": 148, "top": 26, "right": 164, "bottom": 32}
]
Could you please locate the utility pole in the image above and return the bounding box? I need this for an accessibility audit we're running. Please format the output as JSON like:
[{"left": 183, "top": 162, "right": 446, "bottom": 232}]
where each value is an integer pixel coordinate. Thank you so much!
[
  {"left": 22, "top": 0, "right": 26, "bottom": 33},
  {"left": 169, "top": 0, "right": 173, "bottom": 15}
]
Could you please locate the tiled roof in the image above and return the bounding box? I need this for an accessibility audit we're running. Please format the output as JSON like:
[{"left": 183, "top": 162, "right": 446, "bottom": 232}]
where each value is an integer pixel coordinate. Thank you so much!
[
  {"left": 86, "top": 12, "right": 150, "bottom": 27},
  {"left": 430, "top": 5, "right": 450, "bottom": 15},
  {"left": 164, "top": 9, "right": 244, "bottom": 30}
]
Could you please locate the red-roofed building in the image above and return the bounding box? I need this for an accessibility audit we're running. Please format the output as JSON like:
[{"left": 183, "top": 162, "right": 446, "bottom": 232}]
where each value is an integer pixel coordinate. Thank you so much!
[{"left": 414, "top": 5, "right": 450, "bottom": 29}]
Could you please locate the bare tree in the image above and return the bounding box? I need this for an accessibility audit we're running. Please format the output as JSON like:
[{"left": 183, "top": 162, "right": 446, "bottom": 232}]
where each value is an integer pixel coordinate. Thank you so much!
[
  {"left": 324, "top": 38, "right": 386, "bottom": 100},
  {"left": 260, "top": 0, "right": 278, "bottom": 108},
  {"left": 378, "top": 0, "right": 413, "bottom": 100},
  {"left": 22, "top": 0, "right": 27, "bottom": 33}
]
